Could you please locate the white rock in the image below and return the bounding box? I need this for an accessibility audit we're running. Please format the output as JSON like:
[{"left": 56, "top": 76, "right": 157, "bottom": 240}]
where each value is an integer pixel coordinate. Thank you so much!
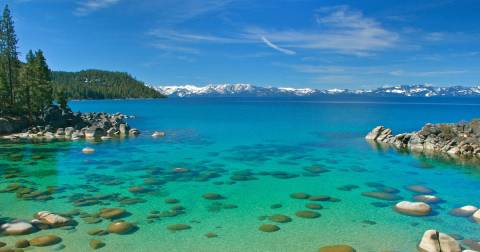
[
  {"left": 34, "top": 211, "right": 71, "bottom": 227},
  {"left": 413, "top": 195, "right": 441, "bottom": 203},
  {"left": 152, "top": 131, "right": 166, "bottom": 137},
  {"left": 0, "top": 221, "right": 35, "bottom": 235},
  {"left": 101, "top": 136, "right": 112, "bottom": 140},
  {"left": 473, "top": 209, "right": 480, "bottom": 223},
  {"left": 450, "top": 205, "right": 478, "bottom": 217},
  {"left": 395, "top": 201, "right": 432, "bottom": 216},
  {"left": 418, "top": 230, "right": 461, "bottom": 252},
  {"left": 82, "top": 147, "right": 95, "bottom": 154}
]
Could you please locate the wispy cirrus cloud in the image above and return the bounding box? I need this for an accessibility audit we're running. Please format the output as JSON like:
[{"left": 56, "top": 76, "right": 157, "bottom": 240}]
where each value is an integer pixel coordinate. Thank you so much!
[
  {"left": 74, "top": 0, "right": 121, "bottom": 16},
  {"left": 245, "top": 6, "right": 399, "bottom": 56},
  {"left": 389, "top": 69, "right": 468, "bottom": 77},
  {"left": 260, "top": 36, "right": 296, "bottom": 55}
]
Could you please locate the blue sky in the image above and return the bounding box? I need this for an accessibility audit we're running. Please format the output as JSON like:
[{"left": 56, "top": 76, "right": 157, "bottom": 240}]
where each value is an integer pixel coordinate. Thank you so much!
[{"left": 5, "top": 0, "right": 480, "bottom": 88}]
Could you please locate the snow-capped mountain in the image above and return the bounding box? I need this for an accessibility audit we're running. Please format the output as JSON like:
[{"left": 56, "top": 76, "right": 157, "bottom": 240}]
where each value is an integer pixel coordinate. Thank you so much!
[{"left": 154, "top": 84, "right": 480, "bottom": 98}]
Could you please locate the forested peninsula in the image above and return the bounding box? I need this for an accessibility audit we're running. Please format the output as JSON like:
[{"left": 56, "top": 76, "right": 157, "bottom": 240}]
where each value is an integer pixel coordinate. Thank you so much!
[{"left": 0, "top": 5, "right": 162, "bottom": 136}]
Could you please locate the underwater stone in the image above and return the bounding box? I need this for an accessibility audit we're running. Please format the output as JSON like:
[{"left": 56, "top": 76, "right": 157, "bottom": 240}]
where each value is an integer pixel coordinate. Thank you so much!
[
  {"left": 128, "top": 186, "right": 148, "bottom": 194},
  {"left": 167, "top": 224, "right": 191, "bottom": 231},
  {"left": 270, "top": 204, "right": 283, "bottom": 209},
  {"left": 34, "top": 211, "right": 71, "bottom": 227},
  {"left": 15, "top": 240, "right": 30, "bottom": 248},
  {"left": 1, "top": 221, "right": 35, "bottom": 235},
  {"left": 164, "top": 198, "right": 179, "bottom": 204},
  {"left": 202, "top": 193, "right": 224, "bottom": 200},
  {"left": 361, "top": 192, "right": 402, "bottom": 201},
  {"left": 309, "top": 195, "right": 330, "bottom": 201},
  {"left": 29, "top": 235, "right": 62, "bottom": 247},
  {"left": 99, "top": 208, "right": 126, "bottom": 220},
  {"left": 82, "top": 147, "right": 95, "bottom": 154},
  {"left": 306, "top": 203, "right": 323, "bottom": 210},
  {"left": 473, "top": 209, "right": 480, "bottom": 223},
  {"left": 269, "top": 214, "right": 292, "bottom": 223},
  {"left": 290, "top": 192, "right": 310, "bottom": 199},
  {"left": 413, "top": 195, "right": 441, "bottom": 204},
  {"left": 394, "top": 201, "right": 432, "bottom": 216},
  {"left": 205, "top": 232, "right": 218, "bottom": 238},
  {"left": 107, "top": 221, "right": 135, "bottom": 234},
  {"left": 296, "top": 211, "right": 321, "bottom": 219},
  {"left": 89, "top": 240, "right": 105, "bottom": 250},
  {"left": 258, "top": 224, "right": 280, "bottom": 232},
  {"left": 405, "top": 185, "right": 435, "bottom": 194},
  {"left": 449, "top": 205, "right": 478, "bottom": 217},
  {"left": 318, "top": 245, "right": 356, "bottom": 252}
]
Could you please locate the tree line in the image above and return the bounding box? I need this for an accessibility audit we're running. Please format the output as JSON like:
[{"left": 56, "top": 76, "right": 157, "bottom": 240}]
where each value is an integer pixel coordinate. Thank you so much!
[
  {"left": 52, "top": 70, "right": 164, "bottom": 100},
  {"left": 0, "top": 5, "right": 58, "bottom": 120}
]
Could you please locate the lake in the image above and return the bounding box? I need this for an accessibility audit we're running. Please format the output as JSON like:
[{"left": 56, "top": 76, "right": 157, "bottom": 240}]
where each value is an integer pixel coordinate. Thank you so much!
[{"left": 1, "top": 97, "right": 480, "bottom": 251}]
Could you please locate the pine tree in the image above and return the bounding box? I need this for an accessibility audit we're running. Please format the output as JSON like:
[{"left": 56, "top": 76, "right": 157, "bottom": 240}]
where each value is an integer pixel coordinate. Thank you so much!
[
  {"left": 55, "top": 87, "right": 68, "bottom": 110},
  {"left": 32, "top": 50, "right": 52, "bottom": 114},
  {"left": 19, "top": 50, "right": 35, "bottom": 120},
  {"left": 0, "top": 5, "right": 20, "bottom": 113}
]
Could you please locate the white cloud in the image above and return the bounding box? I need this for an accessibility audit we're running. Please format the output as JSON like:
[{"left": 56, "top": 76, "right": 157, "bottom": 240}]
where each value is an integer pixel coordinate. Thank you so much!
[
  {"left": 245, "top": 6, "right": 399, "bottom": 56},
  {"left": 260, "top": 36, "right": 296, "bottom": 55},
  {"left": 74, "top": 0, "right": 121, "bottom": 16}
]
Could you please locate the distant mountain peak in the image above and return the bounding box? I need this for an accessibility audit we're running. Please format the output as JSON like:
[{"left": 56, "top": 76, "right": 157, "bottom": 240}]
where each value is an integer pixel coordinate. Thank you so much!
[{"left": 154, "top": 84, "right": 480, "bottom": 98}]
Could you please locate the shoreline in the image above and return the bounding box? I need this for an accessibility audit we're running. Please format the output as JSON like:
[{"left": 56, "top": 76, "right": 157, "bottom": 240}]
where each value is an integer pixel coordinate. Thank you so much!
[{"left": 366, "top": 120, "right": 480, "bottom": 162}]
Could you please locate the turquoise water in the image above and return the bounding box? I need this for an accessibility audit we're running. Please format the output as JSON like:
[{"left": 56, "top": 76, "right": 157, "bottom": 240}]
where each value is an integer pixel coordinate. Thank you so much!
[{"left": 1, "top": 97, "right": 480, "bottom": 251}]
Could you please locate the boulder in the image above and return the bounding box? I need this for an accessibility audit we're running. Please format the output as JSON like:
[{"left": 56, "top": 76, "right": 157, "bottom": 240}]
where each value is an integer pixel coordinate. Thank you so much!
[
  {"left": 417, "top": 230, "right": 461, "bottom": 252},
  {"left": 64, "top": 127, "right": 74, "bottom": 136},
  {"left": 0, "top": 221, "right": 35, "bottom": 235},
  {"left": 85, "top": 127, "right": 105, "bottom": 139},
  {"left": 449, "top": 205, "right": 478, "bottom": 217},
  {"left": 152, "top": 131, "right": 166, "bottom": 137},
  {"left": 34, "top": 211, "right": 71, "bottom": 227},
  {"left": 119, "top": 124, "right": 129, "bottom": 135},
  {"left": 82, "top": 147, "right": 95, "bottom": 154},
  {"left": 394, "top": 201, "right": 432, "bottom": 216},
  {"left": 365, "top": 126, "right": 386, "bottom": 140},
  {"left": 129, "top": 128, "right": 140, "bottom": 136},
  {"left": 29, "top": 235, "right": 62, "bottom": 247},
  {"left": 473, "top": 209, "right": 480, "bottom": 223}
]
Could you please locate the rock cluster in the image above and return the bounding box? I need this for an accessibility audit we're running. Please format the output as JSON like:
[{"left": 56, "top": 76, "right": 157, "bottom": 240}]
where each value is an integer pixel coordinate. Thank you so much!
[
  {"left": 1, "top": 105, "right": 140, "bottom": 141},
  {"left": 366, "top": 120, "right": 480, "bottom": 160}
]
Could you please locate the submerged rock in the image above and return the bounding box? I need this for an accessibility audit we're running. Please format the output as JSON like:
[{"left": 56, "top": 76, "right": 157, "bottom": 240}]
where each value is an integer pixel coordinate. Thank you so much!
[
  {"left": 152, "top": 131, "right": 166, "bottom": 137},
  {"left": 295, "top": 210, "right": 321, "bottom": 219},
  {"left": 269, "top": 214, "right": 292, "bottom": 223},
  {"left": 82, "top": 147, "right": 95, "bottom": 154},
  {"left": 202, "top": 193, "right": 224, "bottom": 200},
  {"left": 394, "top": 201, "right": 432, "bottom": 216},
  {"left": 290, "top": 192, "right": 310, "bottom": 199},
  {"left": 406, "top": 185, "right": 435, "bottom": 194},
  {"left": 449, "top": 205, "right": 478, "bottom": 217},
  {"left": 15, "top": 239, "right": 30, "bottom": 248},
  {"left": 417, "top": 230, "right": 461, "bottom": 252},
  {"left": 89, "top": 240, "right": 105, "bottom": 250},
  {"left": 34, "top": 211, "right": 71, "bottom": 227},
  {"left": 361, "top": 191, "right": 402, "bottom": 201},
  {"left": 258, "top": 224, "right": 280, "bottom": 232},
  {"left": 413, "top": 195, "right": 441, "bottom": 204},
  {"left": 318, "top": 244, "right": 356, "bottom": 252},
  {"left": 167, "top": 224, "right": 191, "bottom": 231},
  {"left": 29, "top": 235, "right": 62, "bottom": 247},
  {"left": 107, "top": 221, "right": 135, "bottom": 234},
  {"left": 98, "top": 208, "right": 126, "bottom": 220},
  {"left": 473, "top": 209, "right": 480, "bottom": 223},
  {"left": 1, "top": 221, "right": 35, "bottom": 235}
]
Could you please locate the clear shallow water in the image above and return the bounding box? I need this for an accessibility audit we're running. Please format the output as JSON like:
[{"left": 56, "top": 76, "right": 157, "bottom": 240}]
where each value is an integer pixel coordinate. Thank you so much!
[{"left": 1, "top": 97, "right": 480, "bottom": 252}]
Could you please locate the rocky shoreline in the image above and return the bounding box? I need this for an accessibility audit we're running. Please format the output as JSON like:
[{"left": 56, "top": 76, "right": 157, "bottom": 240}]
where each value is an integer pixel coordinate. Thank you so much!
[
  {"left": 0, "top": 105, "right": 141, "bottom": 141},
  {"left": 366, "top": 120, "right": 480, "bottom": 161}
]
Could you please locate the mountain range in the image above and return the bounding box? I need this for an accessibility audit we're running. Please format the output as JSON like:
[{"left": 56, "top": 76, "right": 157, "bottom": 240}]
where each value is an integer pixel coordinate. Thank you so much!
[{"left": 154, "top": 84, "right": 480, "bottom": 98}]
